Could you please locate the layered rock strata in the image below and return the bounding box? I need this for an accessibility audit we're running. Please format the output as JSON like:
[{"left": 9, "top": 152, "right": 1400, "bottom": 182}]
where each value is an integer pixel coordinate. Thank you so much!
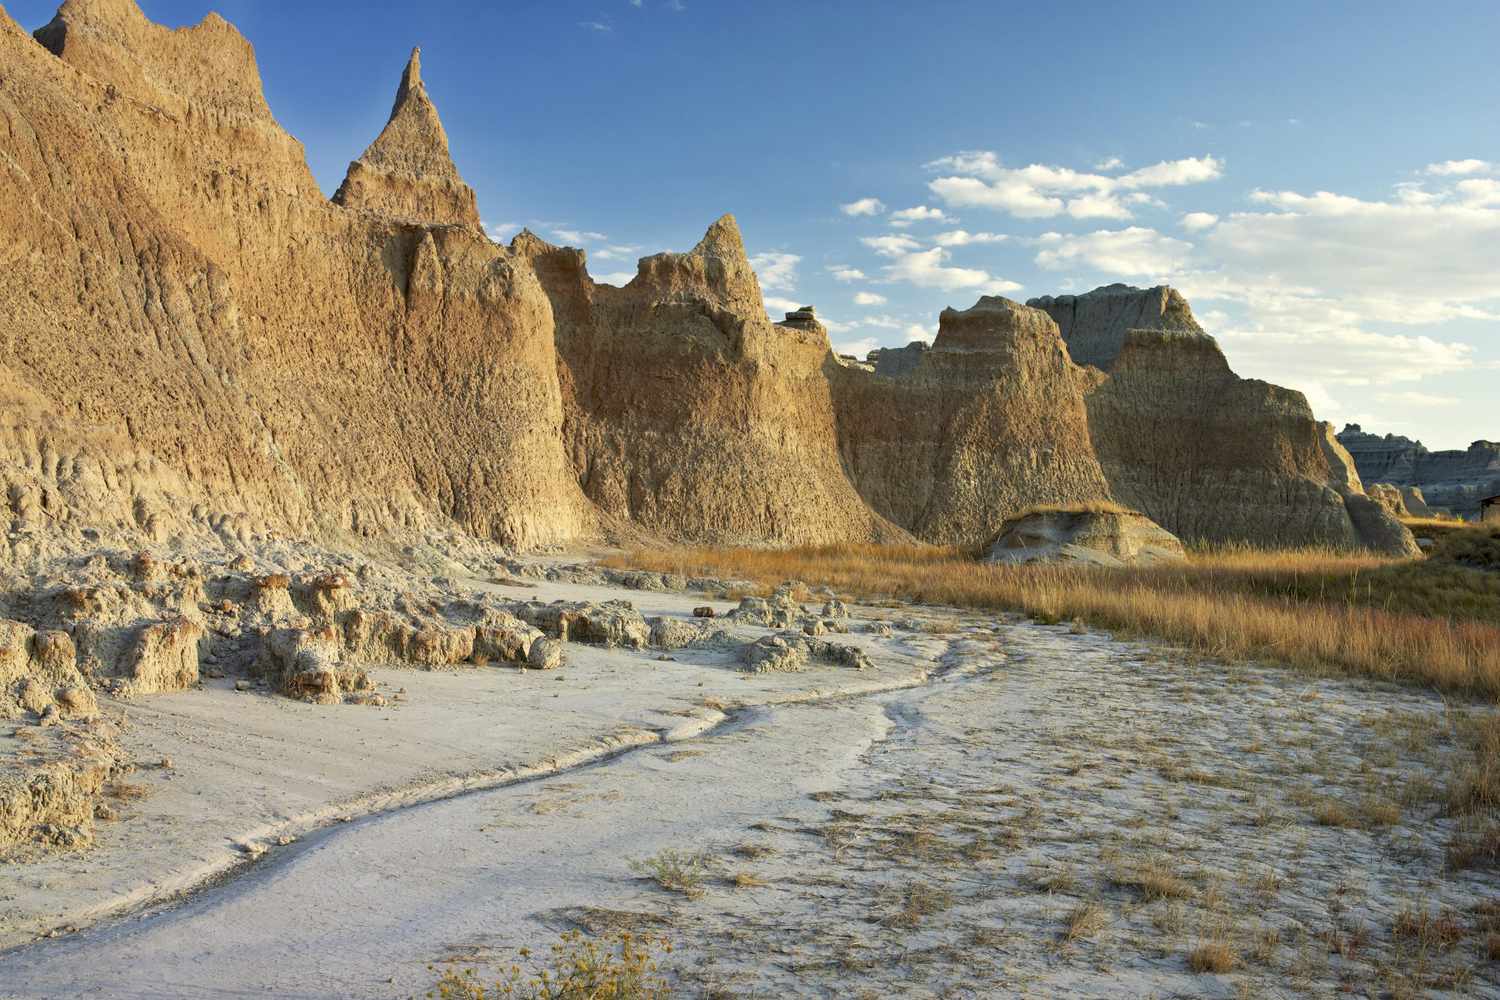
[
  {"left": 1337, "top": 425, "right": 1500, "bottom": 518},
  {"left": 1030, "top": 287, "right": 1417, "bottom": 554},
  {"left": 829, "top": 298, "right": 1112, "bottom": 544}
]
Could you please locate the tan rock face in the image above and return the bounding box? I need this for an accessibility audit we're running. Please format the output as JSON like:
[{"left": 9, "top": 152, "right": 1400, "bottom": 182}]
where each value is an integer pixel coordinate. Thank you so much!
[
  {"left": 525, "top": 218, "right": 904, "bottom": 545},
  {"left": 0, "top": 1, "right": 1416, "bottom": 566},
  {"left": 332, "top": 48, "right": 482, "bottom": 230},
  {"left": 831, "top": 298, "right": 1112, "bottom": 543},
  {"left": 1, "top": 3, "right": 590, "bottom": 559}
]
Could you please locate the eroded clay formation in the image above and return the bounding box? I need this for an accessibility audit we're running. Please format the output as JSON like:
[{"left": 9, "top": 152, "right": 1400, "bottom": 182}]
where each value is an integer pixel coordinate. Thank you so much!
[{"left": 0, "top": 0, "right": 1422, "bottom": 850}]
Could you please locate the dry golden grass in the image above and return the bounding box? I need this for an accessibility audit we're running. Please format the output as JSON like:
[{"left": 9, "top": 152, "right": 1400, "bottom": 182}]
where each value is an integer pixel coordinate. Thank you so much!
[
  {"left": 1062, "top": 901, "right": 1109, "bottom": 942},
  {"left": 1187, "top": 939, "right": 1239, "bottom": 974},
  {"left": 604, "top": 542, "right": 1500, "bottom": 697}
]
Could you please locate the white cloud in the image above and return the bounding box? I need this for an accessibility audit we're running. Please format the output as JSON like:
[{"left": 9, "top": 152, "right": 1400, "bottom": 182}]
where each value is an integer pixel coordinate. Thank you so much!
[
  {"left": 1094, "top": 156, "right": 1124, "bottom": 171},
  {"left": 592, "top": 243, "right": 642, "bottom": 260},
  {"left": 884, "top": 247, "right": 1021, "bottom": 294},
  {"left": 889, "top": 205, "right": 953, "bottom": 227},
  {"left": 579, "top": 20, "right": 612, "bottom": 31},
  {"left": 1457, "top": 178, "right": 1500, "bottom": 207},
  {"left": 932, "top": 230, "right": 1006, "bottom": 246},
  {"left": 1067, "top": 192, "right": 1133, "bottom": 220},
  {"left": 834, "top": 336, "right": 879, "bottom": 358},
  {"left": 748, "top": 251, "right": 801, "bottom": 292},
  {"left": 853, "top": 291, "right": 887, "bottom": 306},
  {"left": 552, "top": 228, "right": 609, "bottom": 245},
  {"left": 841, "top": 197, "right": 886, "bottom": 217},
  {"left": 1425, "top": 159, "right": 1493, "bottom": 176},
  {"left": 595, "top": 271, "right": 636, "bottom": 286},
  {"left": 1212, "top": 187, "right": 1500, "bottom": 305},
  {"left": 926, "top": 152, "right": 1223, "bottom": 220},
  {"left": 905, "top": 323, "right": 936, "bottom": 344},
  {"left": 861, "top": 234, "right": 922, "bottom": 257},
  {"left": 1180, "top": 211, "right": 1219, "bottom": 232},
  {"left": 763, "top": 295, "right": 803, "bottom": 314},
  {"left": 1034, "top": 227, "right": 1194, "bottom": 276},
  {"left": 1376, "top": 389, "right": 1461, "bottom": 407},
  {"left": 1165, "top": 188, "right": 1493, "bottom": 424},
  {"left": 858, "top": 314, "right": 905, "bottom": 329},
  {"left": 828, "top": 265, "right": 867, "bottom": 282},
  {"left": 488, "top": 221, "right": 521, "bottom": 240}
]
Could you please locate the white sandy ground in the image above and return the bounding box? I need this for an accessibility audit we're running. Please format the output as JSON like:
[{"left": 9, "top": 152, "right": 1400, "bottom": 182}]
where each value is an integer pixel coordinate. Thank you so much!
[{"left": 1, "top": 574, "right": 1498, "bottom": 998}]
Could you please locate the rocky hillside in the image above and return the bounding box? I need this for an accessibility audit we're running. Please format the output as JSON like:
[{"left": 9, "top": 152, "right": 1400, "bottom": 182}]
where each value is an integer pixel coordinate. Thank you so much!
[
  {"left": 0, "top": 0, "right": 1412, "bottom": 564},
  {"left": 1337, "top": 425, "right": 1500, "bottom": 518}
]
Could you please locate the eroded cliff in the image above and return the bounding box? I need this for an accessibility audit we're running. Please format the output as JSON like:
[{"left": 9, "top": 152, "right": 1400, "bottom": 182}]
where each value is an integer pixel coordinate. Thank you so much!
[
  {"left": 830, "top": 298, "right": 1111, "bottom": 544},
  {"left": 0, "top": 0, "right": 1415, "bottom": 567},
  {"left": 1030, "top": 286, "right": 1416, "bottom": 554}
]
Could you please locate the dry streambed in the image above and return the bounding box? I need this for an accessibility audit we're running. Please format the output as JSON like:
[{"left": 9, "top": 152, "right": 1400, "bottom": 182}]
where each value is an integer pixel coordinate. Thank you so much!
[{"left": 0, "top": 580, "right": 1495, "bottom": 999}]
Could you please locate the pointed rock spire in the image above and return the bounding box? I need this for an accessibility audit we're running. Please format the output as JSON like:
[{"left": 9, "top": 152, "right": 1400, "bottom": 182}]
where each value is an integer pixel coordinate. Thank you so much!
[{"left": 332, "top": 46, "right": 481, "bottom": 230}]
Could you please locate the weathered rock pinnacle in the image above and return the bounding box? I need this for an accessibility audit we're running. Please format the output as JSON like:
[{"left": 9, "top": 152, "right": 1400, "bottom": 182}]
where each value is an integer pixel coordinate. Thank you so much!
[{"left": 332, "top": 46, "right": 482, "bottom": 230}]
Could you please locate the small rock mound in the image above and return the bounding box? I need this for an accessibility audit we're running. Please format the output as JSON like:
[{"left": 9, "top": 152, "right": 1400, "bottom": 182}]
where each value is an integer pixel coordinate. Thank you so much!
[{"left": 985, "top": 507, "right": 1186, "bottom": 567}]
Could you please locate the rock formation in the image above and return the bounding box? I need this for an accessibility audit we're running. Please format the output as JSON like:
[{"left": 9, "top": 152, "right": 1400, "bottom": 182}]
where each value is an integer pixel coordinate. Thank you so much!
[
  {"left": 1029, "top": 284, "right": 1202, "bottom": 370},
  {"left": 1030, "top": 286, "right": 1417, "bottom": 555},
  {"left": 984, "top": 507, "right": 1187, "bottom": 567},
  {"left": 1337, "top": 425, "right": 1500, "bottom": 518},
  {"left": 829, "top": 298, "right": 1112, "bottom": 544},
  {"left": 332, "top": 48, "right": 482, "bottom": 230},
  {"left": 520, "top": 220, "right": 905, "bottom": 545},
  {"left": 7, "top": 0, "right": 593, "bottom": 561},
  {"left": 0, "top": 0, "right": 1419, "bottom": 575}
]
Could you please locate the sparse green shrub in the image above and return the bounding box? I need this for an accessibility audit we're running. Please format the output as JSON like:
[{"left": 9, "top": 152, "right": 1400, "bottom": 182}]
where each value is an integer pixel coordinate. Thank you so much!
[{"left": 629, "top": 850, "right": 712, "bottom": 899}]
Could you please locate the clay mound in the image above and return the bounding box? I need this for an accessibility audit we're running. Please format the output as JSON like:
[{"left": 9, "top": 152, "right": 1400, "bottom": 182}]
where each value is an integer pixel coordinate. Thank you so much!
[
  {"left": 333, "top": 48, "right": 481, "bottom": 230},
  {"left": 984, "top": 506, "right": 1187, "bottom": 567},
  {"left": 830, "top": 296, "right": 1113, "bottom": 544},
  {"left": 1367, "top": 483, "right": 1409, "bottom": 518}
]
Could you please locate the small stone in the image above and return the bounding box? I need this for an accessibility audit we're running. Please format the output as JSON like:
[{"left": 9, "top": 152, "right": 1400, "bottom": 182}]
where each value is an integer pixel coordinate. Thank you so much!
[
  {"left": 234, "top": 679, "right": 253, "bottom": 691},
  {"left": 159, "top": 757, "right": 173, "bottom": 770},
  {"left": 527, "top": 637, "right": 563, "bottom": 671},
  {"left": 692, "top": 606, "right": 716, "bottom": 618}
]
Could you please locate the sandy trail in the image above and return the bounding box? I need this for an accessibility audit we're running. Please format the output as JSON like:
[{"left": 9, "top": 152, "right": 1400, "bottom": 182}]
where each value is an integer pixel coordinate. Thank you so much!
[{"left": 2, "top": 579, "right": 1495, "bottom": 998}]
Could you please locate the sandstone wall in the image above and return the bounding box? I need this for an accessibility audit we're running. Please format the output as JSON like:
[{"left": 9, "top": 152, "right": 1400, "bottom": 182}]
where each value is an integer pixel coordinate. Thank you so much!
[{"left": 0, "top": 1, "right": 1421, "bottom": 563}]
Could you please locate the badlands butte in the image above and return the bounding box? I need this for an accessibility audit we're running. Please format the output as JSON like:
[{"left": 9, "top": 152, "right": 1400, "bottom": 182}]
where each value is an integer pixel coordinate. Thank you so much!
[
  {"left": 8, "top": 2, "right": 1496, "bottom": 993},
  {"left": 0, "top": 0, "right": 1429, "bottom": 856},
  {"left": 0, "top": 0, "right": 1415, "bottom": 560}
]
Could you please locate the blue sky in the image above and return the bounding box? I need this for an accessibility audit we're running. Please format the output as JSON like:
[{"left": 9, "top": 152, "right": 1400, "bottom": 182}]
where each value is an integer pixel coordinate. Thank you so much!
[{"left": 13, "top": 1, "right": 1498, "bottom": 448}]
